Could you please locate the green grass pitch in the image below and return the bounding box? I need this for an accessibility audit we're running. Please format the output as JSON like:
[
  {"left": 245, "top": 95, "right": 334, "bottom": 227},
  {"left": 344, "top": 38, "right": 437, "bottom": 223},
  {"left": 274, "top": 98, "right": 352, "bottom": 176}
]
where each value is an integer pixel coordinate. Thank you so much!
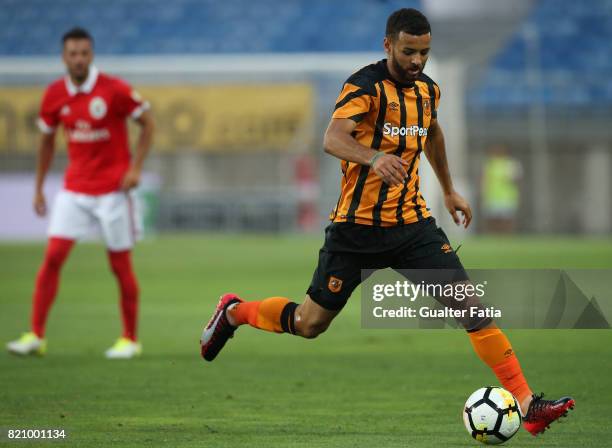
[{"left": 1, "top": 235, "right": 611, "bottom": 447}]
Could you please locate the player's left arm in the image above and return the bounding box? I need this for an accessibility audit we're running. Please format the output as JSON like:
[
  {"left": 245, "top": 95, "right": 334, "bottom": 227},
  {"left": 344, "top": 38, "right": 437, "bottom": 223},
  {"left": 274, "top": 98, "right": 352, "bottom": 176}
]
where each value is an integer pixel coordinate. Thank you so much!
[
  {"left": 121, "top": 109, "right": 155, "bottom": 191},
  {"left": 425, "top": 117, "right": 472, "bottom": 228}
]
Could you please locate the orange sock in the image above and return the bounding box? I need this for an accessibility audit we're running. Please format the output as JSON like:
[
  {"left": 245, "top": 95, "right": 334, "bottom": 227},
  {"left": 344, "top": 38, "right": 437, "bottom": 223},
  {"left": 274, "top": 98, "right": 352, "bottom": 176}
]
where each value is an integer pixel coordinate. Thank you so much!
[
  {"left": 468, "top": 327, "right": 533, "bottom": 411},
  {"left": 228, "top": 297, "right": 298, "bottom": 334}
]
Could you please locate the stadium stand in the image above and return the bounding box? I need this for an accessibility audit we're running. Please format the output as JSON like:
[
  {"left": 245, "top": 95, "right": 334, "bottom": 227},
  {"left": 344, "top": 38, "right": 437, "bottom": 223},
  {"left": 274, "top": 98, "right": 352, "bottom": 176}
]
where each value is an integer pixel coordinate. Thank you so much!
[
  {"left": 2, "top": 0, "right": 610, "bottom": 106},
  {"left": 470, "top": 0, "right": 612, "bottom": 107},
  {"left": 0, "top": 0, "right": 419, "bottom": 54}
]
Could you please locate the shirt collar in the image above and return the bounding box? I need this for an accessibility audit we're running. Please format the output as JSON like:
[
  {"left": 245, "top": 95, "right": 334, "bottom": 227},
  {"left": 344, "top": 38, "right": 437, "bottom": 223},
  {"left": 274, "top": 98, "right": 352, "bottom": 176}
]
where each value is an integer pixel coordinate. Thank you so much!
[{"left": 65, "top": 65, "right": 99, "bottom": 96}]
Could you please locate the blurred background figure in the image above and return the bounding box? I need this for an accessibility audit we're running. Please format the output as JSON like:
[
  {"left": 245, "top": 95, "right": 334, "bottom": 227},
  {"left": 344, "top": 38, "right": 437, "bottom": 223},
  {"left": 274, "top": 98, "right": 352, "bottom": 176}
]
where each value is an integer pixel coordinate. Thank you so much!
[
  {"left": 481, "top": 146, "right": 523, "bottom": 234},
  {"left": 5, "top": 27, "right": 154, "bottom": 359}
]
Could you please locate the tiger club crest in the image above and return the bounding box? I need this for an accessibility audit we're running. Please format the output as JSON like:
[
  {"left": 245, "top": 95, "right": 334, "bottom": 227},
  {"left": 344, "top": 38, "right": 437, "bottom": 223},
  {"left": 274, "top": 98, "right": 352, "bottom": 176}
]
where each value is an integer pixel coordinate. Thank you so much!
[
  {"left": 423, "top": 99, "right": 431, "bottom": 117},
  {"left": 328, "top": 276, "right": 343, "bottom": 293}
]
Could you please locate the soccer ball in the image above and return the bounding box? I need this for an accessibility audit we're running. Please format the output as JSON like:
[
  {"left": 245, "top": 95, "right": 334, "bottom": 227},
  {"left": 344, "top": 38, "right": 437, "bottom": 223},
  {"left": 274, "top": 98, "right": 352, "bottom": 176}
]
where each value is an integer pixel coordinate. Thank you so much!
[{"left": 463, "top": 386, "right": 522, "bottom": 445}]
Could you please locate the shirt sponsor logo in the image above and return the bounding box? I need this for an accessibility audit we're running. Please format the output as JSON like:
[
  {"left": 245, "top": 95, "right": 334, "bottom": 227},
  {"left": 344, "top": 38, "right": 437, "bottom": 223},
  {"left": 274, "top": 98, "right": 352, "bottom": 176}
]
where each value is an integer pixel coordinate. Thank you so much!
[
  {"left": 68, "top": 120, "right": 110, "bottom": 142},
  {"left": 383, "top": 122, "right": 428, "bottom": 137},
  {"left": 89, "top": 96, "right": 107, "bottom": 120}
]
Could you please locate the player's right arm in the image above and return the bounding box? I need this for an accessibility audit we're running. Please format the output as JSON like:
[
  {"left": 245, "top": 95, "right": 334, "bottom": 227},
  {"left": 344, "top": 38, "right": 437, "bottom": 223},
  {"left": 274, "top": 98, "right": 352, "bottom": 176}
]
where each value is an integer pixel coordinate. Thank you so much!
[
  {"left": 323, "top": 119, "right": 408, "bottom": 187},
  {"left": 324, "top": 74, "right": 409, "bottom": 187},
  {"left": 33, "top": 131, "right": 56, "bottom": 217},
  {"left": 35, "top": 85, "right": 60, "bottom": 217}
]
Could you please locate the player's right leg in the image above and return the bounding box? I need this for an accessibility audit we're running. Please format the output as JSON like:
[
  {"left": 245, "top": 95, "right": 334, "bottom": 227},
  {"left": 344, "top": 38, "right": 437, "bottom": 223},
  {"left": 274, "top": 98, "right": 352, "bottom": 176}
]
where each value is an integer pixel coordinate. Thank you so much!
[
  {"left": 7, "top": 190, "right": 91, "bottom": 356},
  {"left": 200, "top": 294, "right": 339, "bottom": 361},
  {"left": 6, "top": 237, "right": 74, "bottom": 356},
  {"left": 200, "top": 227, "right": 370, "bottom": 361},
  {"left": 227, "top": 294, "right": 340, "bottom": 338}
]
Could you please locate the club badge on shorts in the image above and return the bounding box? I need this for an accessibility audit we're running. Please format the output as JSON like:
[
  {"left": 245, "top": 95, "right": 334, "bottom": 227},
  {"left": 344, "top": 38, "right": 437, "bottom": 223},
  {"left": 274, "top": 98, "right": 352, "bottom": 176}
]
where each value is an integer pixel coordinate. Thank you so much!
[
  {"left": 328, "top": 276, "right": 343, "bottom": 293},
  {"left": 89, "top": 97, "right": 107, "bottom": 120}
]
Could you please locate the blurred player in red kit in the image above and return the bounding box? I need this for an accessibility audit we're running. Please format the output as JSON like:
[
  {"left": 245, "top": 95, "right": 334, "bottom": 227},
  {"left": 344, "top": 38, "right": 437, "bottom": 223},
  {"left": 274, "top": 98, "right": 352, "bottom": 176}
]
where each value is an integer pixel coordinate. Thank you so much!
[{"left": 6, "top": 27, "right": 154, "bottom": 359}]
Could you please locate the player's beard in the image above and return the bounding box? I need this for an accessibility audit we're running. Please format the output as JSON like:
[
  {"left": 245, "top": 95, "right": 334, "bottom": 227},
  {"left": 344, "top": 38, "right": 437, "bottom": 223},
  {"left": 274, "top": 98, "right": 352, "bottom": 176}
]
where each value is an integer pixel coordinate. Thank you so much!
[
  {"left": 392, "top": 50, "right": 423, "bottom": 84},
  {"left": 70, "top": 65, "right": 89, "bottom": 84}
]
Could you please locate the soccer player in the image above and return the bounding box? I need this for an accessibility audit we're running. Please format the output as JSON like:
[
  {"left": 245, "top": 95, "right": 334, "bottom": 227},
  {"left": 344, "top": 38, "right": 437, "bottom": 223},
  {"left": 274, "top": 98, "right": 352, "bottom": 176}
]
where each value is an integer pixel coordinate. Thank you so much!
[
  {"left": 6, "top": 27, "right": 154, "bottom": 359},
  {"left": 200, "top": 9, "right": 574, "bottom": 436}
]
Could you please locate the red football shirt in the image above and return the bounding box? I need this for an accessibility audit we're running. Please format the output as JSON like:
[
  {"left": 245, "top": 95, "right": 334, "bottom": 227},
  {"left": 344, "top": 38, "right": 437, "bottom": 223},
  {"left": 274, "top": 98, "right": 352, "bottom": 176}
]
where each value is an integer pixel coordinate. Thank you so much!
[{"left": 38, "top": 66, "right": 149, "bottom": 195}]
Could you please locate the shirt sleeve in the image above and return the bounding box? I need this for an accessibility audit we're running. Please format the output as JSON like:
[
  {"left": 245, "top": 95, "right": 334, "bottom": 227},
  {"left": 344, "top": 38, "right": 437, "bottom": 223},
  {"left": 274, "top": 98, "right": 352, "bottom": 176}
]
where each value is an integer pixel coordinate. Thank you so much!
[
  {"left": 331, "top": 82, "right": 372, "bottom": 123},
  {"left": 113, "top": 79, "right": 150, "bottom": 119},
  {"left": 432, "top": 83, "right": 440, "bottom": 119},
  {"left": 37, "top": 86, "right": 59, "bottom": 134}
]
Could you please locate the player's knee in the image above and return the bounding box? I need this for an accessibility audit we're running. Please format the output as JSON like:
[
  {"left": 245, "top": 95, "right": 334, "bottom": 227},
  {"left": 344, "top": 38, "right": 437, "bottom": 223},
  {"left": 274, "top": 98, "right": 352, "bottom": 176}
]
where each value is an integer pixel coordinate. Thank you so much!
[
  {"left": 109, "top": 260, "right": 121, "bottom": 276},
  {"left": 108, "top": 251, "right": 132, "bottom": 276},
  {"left": 44, "top": 253, "right": 61, "bottom": 270},
  {"left": 299, "top": 320, "right": 329, "bottom": 339},
  {"left": 42, "top": 239, "right": 73, "bottom": 271},
  {"left": 44, "top": 248, "right": 68, "bottom": 270}
]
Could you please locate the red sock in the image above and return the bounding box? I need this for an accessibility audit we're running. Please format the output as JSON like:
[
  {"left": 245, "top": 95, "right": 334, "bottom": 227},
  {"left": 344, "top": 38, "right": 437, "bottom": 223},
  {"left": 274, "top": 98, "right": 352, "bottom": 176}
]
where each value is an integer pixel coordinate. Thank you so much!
[
  {"left": 108, "top": 250, "right": 139, "bottom": 341},
  {"left": 31, "top": 237, "right": 74, "bottom": 338}
]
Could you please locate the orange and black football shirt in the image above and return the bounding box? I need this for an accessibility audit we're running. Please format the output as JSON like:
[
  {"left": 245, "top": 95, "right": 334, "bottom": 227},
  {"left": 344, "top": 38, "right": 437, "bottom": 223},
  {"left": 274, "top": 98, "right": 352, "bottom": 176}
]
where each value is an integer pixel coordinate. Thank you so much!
[{"left": 330, "top": 59, "right": 440, "bottom": 226}]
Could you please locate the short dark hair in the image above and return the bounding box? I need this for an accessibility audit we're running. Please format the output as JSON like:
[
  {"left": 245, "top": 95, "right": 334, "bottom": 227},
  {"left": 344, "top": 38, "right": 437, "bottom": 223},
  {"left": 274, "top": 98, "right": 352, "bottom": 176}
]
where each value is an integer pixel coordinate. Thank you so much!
[
  {"left": 386, "top": 8, "right": 431, "bottom": 39},
  {"left": 62, "top": 27, "right": 93, "bottom": 46}
]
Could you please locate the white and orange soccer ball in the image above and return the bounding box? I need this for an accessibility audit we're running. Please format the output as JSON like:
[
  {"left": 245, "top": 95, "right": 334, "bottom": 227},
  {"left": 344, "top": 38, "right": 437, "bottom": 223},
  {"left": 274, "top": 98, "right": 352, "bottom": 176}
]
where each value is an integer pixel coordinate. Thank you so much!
[{"left": 463, "top": 386, "right": 522, "bottom": 445}]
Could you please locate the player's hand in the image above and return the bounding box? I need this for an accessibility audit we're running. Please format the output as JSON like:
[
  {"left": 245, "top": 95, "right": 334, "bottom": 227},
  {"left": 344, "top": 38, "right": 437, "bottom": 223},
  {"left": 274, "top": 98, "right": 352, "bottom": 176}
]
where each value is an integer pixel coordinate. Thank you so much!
[
  {"left": 444, "top": 190, "right": 472, "bottom": 228},
  {"left": 120, "top": 167, "right": 141, "bottom": 191},
  {"left": 371, "top": 154, "right": 409, "bottom": 187},
  {"left": 33, "top": 191, "right": 47, "bottom": 217}
]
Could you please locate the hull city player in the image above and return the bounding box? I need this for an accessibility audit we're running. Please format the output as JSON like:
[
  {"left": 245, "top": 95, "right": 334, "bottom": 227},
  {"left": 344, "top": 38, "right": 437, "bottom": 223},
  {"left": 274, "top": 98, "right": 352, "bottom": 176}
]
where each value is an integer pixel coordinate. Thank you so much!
[
  {"left": 200, "top": 9, "right": 573, "bottom": 436},
  {"left": 7, "top": 28, "right": 154, "bottom": 359}
]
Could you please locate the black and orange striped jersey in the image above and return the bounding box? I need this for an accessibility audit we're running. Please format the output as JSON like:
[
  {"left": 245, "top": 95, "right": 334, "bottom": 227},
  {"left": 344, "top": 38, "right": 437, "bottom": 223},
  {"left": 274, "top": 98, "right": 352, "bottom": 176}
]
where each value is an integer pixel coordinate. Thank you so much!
[{"left": 329, "top": 59, "right": 440, "bottom": 226}]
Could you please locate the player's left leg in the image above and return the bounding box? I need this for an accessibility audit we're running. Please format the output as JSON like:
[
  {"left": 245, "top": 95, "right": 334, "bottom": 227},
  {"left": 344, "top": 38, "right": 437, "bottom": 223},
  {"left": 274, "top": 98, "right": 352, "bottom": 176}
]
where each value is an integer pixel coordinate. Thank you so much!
[
  {"left": 107, "top": 249, "right": 139, "bottom": 339},
  {"left": 97, "top": 191, "right": 142, "bottom": 359},
  {"left": 467, "top": 323, "right": 574, "bottom": 435},
  {"left": 393, "top": 218, "right": 574, "bottom": 435}
]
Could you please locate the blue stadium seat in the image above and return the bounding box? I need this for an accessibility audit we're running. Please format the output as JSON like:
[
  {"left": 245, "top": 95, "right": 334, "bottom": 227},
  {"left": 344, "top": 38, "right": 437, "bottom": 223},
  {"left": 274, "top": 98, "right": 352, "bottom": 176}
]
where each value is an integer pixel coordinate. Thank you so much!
[
  {"left": 0, "top": 0, "right": 419, "bottom": 54},
  {"left": 470, "top": 0, "right": 612, "bottom": 108},
  {"left": 2, "top": 0, "right": 610, "bottom": 106}
]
